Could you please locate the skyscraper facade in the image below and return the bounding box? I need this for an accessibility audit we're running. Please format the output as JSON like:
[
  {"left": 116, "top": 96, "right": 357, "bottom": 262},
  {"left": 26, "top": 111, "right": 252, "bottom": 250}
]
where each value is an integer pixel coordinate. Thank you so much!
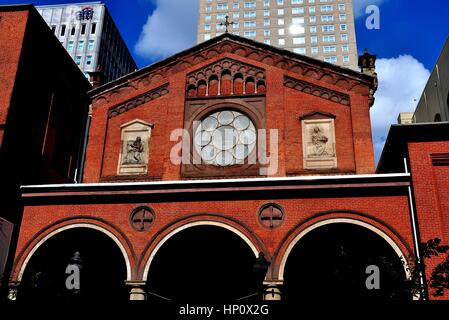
[
  {"left": 197, "top": 0, "right": 358, "bottom": 69},
  {"left": 36, "top": 1, "right": 137, "bottom": 83}
]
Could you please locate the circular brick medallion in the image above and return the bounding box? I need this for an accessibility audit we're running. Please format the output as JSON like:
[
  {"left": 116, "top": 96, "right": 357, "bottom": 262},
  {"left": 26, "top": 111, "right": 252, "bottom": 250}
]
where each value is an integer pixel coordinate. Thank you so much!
[
  {"left": 258, "top": 203, "right": 284, "bottom": 229},
  {"left": 130, "top": 206, "right": 155, "bottom": 232}
]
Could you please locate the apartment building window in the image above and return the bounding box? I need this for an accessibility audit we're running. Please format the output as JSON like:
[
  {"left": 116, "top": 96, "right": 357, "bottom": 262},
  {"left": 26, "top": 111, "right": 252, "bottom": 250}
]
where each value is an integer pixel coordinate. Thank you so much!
[
  {"left": 323, "top": 35, "right": 336, "bottom": 42},
  {"left": 343, "top": 56, "right": 350, "bottom": 63},
  {"left": 309, "top": 0, "right": 315, "bottom": 3},
  {"left": 278, "top": 18, "right": 285, "bottom": 25},
  {"left": 279, "top": 28, "right": 285, "bottom": 35},
  {"left": 244, "top": 2, "right": 256, "bottom": 8},
  {"left": 294, "top": 47, "right": 306, "bottom": 54},
  {"left": 81, "top": 24, "right": 86, "bottom": 35},
  {"left": 342, "top": 44, "right": 349, "bottom": 52},
  {"left": 244, "top": 21, "right": 256, "bottom": 28},
  {"left": 310, "top": 16, "right": 317, "bottom": 23},
  {"left": 232, "top": 31, "right": 240, "bottom": 35},
  {"left": 75, "top": 56, "right": 82, "bottom": 65},
  {"left": 264, "top": 39, "right": 271, "bottom": 44},
  {"left": 70, "top": 26, "right": 76, "bottom": 36},
  {"left": 323, "top": 45, "right": 336, "bottom": 53},
  {"left": 217, "top": 3, "right": 229, "bottom": 10},
  {"left": 321, "top": 15, "right": 334, "bottom": 22},
  {"left": 264, "top": 30, "right": 271, "bottom": 37},
  {"left": 277, "top": 0, "right": 284, "bottom": 5},
  {"left": 217, "top": 13, "right": 227, "bottom": 20},
  {"left": 311, "top": 47, "right": 318, "bottom": 54},
  {"left": 86, "top": 55, "right": 92, "bottom": 66},
  {"left": 233, "top": 22, "right": 240, "bottom": 28},
  {"left": 217, "top": 32, "right": 224, "bottom": 36},
  {"left": 78, "top": 40, "right": 84, "bottom": 50},
  {"left": 321, "top": 5, "right": 333, "bottom": 12},
  {"left": 88, "top": 40, "right": 95, "bottom": 50},
  {"left": 309, "top": 6, "right": 316, "bottom": 13},
  {"left": 339, "top": 14, "right": 346, "bottom": 21},
  {"left": 325, "top": 56, "right": 337, "bottom": 63},
  {"left": 340, "top": 24, "right": 348, "bottom": 31},
  {"left": 292, "top": 7, "right": 304, "bottom": 14},
  {"left": 60, "top": 25, "right": 66, "bottom": 36},
  {"left": 204, "top": 34, "right": 211, "bottom": 40},
  {"left": 310, "top": 26, "right": 317, "bottom": 33},
  {"left": 51, "top": 25, "right": 56, "bottom": 34},
  {"left": 279, "top": 38, "right": 285, "bottom": 45},
  {"left": 205, "top": 14, "right": 211, "bottom": 20},
  {"left": 293, "top": 36, "right": 305, "bottom": 44},
  {"left": 292, "top": 0, "right": 304, "bottom": 4},
  {"left": 233, "top": 12, "right": 240, "bottom": 19},
  {"left": 217, "top": 23, "right": 226, "bottom": 30},
  {"left": 338, "top": 4, "right": 346, "bottom": 11},
  {"left": 244, "top": 30, "right": 256, "bottom": 37},
  {"left": 264, "top": 10, "right": 270, "bottom": 16},
  {"left": 206, "top": 0, "right": 212, "bottom": 2},
  {"left": 292, "top": 17, "right": 304, "bottom": 24},
  {"left": 278, "top": 9, "right": 285, "bottom": 15},
  {"left": 67, "top": 41, "right": 74, "bottom": 52},
  {"left": 264, "top": 19, "right": 271, "bottom": 26},
  {"left": 233, "top": 2, "right": 239, "bottom": 9},
  {"left": 206, "top": 6, "right": 212, "bottom": 12},
  {"left": 310, "top": 36, "right": 318, "bottom": 43},
  {"left": 322, "top": 25, "right": 335, "bottom": 32},
  {"left": 245, "top": 11, "right": 256, "bottom": 18},
  {"left": 341, "top": 34, "right": 348, "bottom": 41},
  {"left": 91, "top": 23, "right": 97, "bottom": 34},
  {"left": 264, "top": 0, "right": 270, "bottom": 7},
  {"left": 205, "top": 24, "right": 212, "bottom": 31}
]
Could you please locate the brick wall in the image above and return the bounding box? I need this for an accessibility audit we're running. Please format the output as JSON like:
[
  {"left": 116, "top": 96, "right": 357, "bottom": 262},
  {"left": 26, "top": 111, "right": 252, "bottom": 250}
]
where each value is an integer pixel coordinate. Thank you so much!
[{"left": 83, "top": 40, "right": 375, "bottom": 182}]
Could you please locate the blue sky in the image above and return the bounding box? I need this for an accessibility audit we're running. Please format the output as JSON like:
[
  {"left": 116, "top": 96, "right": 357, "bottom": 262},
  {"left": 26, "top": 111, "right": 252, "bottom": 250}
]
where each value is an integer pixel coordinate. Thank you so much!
[
  {"left": 2, "top": 0, "right": 449, "bottom": 162},
  {"left": 4, "top": 0, "right": 447, "bottom": 69}
]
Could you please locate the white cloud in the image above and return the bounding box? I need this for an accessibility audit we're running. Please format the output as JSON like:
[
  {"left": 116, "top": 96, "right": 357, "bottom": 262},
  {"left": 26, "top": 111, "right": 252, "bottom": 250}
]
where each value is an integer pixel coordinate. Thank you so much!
[
  {"left": 370, "top": 55, "right": 430, "bottom": 163},
  {"left": 352, "top": 0, "right": 385, "bottom": 19},
  {"left": 135, "top": 0, "right": 199, "bottom": 60}
]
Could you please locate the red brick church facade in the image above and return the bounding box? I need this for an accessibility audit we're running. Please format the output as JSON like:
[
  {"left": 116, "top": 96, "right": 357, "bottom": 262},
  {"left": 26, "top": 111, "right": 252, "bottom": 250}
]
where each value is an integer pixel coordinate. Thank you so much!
[{"left": 8, "top": 34, "right": 449, "bottom": 301}]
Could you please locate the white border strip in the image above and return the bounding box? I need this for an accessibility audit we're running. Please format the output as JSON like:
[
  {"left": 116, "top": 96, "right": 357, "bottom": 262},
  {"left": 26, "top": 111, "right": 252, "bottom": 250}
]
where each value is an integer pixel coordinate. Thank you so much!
[
  {"left": 21, "top": 173, "right": 410, "bottom": 191},
  {"left": 278, "top": 218, "right": 410, "bottom": 281},
  {"left": 142, "top": 221, "right": 259, "bottom": 281},
  {"left": 18, "top": 223, "right": 132, "bottom": 282}
]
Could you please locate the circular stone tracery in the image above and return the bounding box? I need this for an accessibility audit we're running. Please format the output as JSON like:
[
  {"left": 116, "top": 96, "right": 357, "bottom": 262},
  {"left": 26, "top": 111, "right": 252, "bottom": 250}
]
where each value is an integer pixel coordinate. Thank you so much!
[{"left": 194, "top": 110, "right": 256, "bottom": 166}]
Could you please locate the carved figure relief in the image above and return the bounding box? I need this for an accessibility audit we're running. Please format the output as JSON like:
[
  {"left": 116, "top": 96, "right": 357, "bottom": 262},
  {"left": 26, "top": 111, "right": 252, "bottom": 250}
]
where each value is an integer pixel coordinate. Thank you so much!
[
  {"left": 124, "top": 136, "right": 145, "bottom": 164},
  {"left": 118, "top": 120, "right": 153, "bottom": 175},
  {"left": 302, "top": 118, "right": 337, "bottom": 170},
  {"left": 310, "top": 126, "right": 334, "bottom": 156}
]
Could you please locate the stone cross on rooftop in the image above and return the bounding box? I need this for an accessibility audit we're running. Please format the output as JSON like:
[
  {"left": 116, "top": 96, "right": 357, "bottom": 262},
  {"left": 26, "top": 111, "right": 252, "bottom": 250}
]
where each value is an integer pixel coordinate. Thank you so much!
[{"left": 219, "top": 15, "right": 235, "bottom": 33}]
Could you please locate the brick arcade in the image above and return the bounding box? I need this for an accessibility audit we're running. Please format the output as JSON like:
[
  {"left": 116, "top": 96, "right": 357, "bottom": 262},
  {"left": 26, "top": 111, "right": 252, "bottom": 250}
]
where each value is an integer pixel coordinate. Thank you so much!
[{"left": 7, "top": 33, "right": 449, "bottom": 301}]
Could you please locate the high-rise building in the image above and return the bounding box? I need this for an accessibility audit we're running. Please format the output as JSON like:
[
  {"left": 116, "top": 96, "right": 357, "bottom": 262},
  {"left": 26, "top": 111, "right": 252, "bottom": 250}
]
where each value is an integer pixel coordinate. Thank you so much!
[
  {"left": 36, "top": 1, "right": 137, "bottom": 83},
  {"left": 197, "top": 0, "right": 358, "bottom": 69},
  {"left": 412, "top": 36, "right": 449, "bottom": 123}
]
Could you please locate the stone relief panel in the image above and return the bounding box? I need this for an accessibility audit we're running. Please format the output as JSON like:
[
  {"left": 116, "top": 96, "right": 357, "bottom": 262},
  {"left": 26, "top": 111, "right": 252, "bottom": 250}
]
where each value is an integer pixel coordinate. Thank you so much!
[
  {"left": 302, "top": 118, "right": 337, "bottom": 170},
  {"left": 117, "top": 120, "right": 153, "bottom": 175}
]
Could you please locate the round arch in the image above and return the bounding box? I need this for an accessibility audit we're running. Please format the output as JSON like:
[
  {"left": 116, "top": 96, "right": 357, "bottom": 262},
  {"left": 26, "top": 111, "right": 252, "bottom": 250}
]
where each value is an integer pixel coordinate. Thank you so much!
[
  {"left": 17, "top": 223, "right": 132, "bottom": 282},
  {"left": 278, "top": 218, "right": 410, "bottom": 281},
  {"left": 142, "top": 220, "right": 260, "bottom": 281}
]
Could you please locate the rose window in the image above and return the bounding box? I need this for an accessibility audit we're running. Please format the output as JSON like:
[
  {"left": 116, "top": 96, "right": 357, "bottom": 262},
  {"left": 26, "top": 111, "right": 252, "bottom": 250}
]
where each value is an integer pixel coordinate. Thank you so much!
[{"left": 194, "top": 110, "right": 257, "bottom": 166}]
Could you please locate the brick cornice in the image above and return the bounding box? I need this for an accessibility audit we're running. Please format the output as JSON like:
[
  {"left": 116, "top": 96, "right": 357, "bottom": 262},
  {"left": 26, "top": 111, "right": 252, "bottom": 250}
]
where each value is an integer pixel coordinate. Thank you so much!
[
  {"left": 107, "top": 83, "right": 169, "bottom": 118},
  {"left": 284, "top": 76, "right": 350, "bottom": 106},
  {"left": 91, "top": 35, "right": 372, "bottom": 107}
]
